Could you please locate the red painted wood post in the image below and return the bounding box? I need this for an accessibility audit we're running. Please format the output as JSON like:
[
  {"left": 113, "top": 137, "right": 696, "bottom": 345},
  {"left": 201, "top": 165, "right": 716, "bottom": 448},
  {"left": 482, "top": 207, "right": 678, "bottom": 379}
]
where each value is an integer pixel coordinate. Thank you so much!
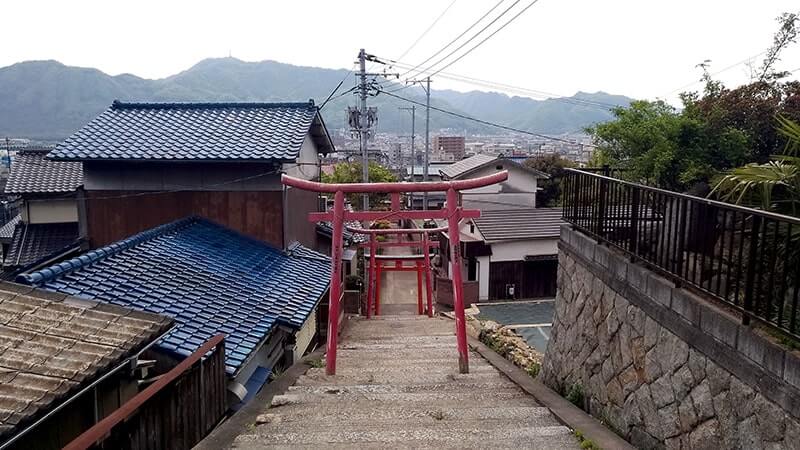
[
  {"left": 416, "top": 260, "right": 424, "bottom": 315},
  {"left": 375, "top": 263, "right": 382, "bottom": 316},
  {"left": 327, "top": 190, "right": 345, "bottom": 376},
  {"left": 423, "top": 232, "right": 434, "bottom": 318},
  {"left": 446, "top": 187, "right": 469, "bottom": 374},
  {"left": 366, "top": 235, "right": 377, "bottom": 319}
]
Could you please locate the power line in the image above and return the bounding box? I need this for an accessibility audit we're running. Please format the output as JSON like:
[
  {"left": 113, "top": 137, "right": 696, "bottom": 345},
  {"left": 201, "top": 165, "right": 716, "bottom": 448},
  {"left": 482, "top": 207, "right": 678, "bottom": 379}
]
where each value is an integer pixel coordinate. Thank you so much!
[
  {"left": 375, "top": 57, "right": 620, "bottom": 111},
  {"left": 659, "top": 50, "right": 768, "bottom": 98},
  {"left": 320, "top": 66, "right": 356, "bottom": 110},
  {"left": 407, "top": 0, "right": 522, "bottom": 79},
  {"left": 388, "top": 59, "right": 619, "bottom": 110},
  {"left": 395, "top": 0, "right": 459, "bottom": 62},
  {"left": 378, "top": 88, "right": 593, "bottom": 146},
  {"left": 428, "top": 0, "right": 541, "bottom": 78},
  {"left": 400, "top": 0, "right": 506, "bottom": 78}
]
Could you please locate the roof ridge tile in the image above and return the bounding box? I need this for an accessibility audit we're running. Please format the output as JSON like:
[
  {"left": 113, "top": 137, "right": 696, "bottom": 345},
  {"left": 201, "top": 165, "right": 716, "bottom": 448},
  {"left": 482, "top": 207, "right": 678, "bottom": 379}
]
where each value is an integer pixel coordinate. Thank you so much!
[{"left": 111, "top": 100, "right": 316, "bottom": 110}]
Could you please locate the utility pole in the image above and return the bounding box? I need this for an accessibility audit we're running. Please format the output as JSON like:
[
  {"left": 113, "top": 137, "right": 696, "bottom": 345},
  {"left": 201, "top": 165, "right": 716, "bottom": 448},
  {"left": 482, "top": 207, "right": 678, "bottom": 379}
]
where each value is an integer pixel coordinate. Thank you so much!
[
  {"left": 423, "top": 77, "right": 431, "bottom": 210},
  {"left": 358, "top": 48, "right": 369, "bottom": 212},
  {"left": 399, "top": 106, "right": 416, "bottom": 208}
]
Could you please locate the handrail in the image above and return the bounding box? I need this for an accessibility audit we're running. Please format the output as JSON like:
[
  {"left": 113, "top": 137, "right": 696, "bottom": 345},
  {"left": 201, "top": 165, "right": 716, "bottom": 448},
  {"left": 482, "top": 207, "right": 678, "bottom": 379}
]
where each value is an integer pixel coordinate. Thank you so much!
[
  {"left": 567, "top": 168, "right": 800, "bottom": 226},
  {"left": 282, "top": 170, "right": 508, "bottom": 193},
  {"left": 564, "top": 169, "right": 800, "bottom": 338},
  {"left": 64, "top": 334, "right": 226, "bottom": 450}
]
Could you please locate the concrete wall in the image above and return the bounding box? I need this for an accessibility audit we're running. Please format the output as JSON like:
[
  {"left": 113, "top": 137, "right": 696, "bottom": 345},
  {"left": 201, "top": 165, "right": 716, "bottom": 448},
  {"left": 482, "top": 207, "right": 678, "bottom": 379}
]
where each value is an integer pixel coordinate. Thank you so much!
[
  {"left": 542, "top": 225, "right": 800, "bottom": 449},
  {"left": 489, "top": 239, "right": 557, "bottom": 261},
  {"left": 24, "top": 199, "right": 78, "bottom": 224},
  {"left": 460, "top": 162, "right": 538, "bottom": 209}
]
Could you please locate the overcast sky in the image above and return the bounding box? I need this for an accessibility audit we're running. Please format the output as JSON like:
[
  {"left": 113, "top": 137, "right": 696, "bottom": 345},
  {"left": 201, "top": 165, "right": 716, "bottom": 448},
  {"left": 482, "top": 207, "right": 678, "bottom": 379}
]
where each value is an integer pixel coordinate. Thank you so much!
[{"left": 2, "top": 0, "right": 798, "bottom": 104}]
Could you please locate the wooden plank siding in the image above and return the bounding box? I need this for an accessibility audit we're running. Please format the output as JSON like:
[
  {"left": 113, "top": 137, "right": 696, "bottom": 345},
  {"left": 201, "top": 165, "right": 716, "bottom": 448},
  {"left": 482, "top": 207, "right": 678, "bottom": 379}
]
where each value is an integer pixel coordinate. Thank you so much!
[
  {"left": 85, "top": 190, "right": 286, "bottom": 248},
  {"left": 70, "top": 338, "right": 227, "bottom": 450},
  {"left": 488, "top": 260, "right": 558, "bottom": 300}
]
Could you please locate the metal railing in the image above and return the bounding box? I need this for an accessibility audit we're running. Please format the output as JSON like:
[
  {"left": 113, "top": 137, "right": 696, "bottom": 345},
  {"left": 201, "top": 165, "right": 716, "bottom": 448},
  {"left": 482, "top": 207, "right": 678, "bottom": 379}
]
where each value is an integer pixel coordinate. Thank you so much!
[{"left": 563, "top": 168, "right": 800, "bottom": 338}]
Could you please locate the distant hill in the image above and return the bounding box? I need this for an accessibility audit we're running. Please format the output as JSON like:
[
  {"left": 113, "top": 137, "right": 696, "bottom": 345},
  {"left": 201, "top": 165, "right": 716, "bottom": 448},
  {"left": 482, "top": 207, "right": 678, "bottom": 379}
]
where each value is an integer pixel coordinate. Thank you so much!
[{"left": 0, "top": 58, "right": 634, "bottom": 140}]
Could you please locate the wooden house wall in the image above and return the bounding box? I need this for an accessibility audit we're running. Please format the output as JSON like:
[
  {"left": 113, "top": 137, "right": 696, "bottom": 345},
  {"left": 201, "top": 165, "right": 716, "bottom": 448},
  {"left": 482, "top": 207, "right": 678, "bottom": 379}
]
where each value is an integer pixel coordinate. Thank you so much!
[
  {"left": 488, "top": 259, "right": 558, "bottom": 300},
  {"left": 85, "top": 190, "right": 287, "bottom": 248}
]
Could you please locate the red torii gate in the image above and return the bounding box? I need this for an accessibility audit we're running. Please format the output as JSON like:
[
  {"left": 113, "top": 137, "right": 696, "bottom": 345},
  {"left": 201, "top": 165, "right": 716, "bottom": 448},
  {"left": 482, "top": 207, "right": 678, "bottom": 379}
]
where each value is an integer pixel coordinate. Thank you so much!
[
  {"left": 349, "top": 224, "right": 443, "bottom": 319},
  {"left": 281, "top": 171, "right": 508, "bottom": 375}
]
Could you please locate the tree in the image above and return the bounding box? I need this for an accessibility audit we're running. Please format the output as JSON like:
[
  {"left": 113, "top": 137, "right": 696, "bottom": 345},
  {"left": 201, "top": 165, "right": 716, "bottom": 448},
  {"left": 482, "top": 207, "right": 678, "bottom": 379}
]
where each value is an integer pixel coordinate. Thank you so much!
[
  {"left": 713, "top": 116, "right": 800, "bottom": 215},
  {"left": 321, "top": 161, "right": 398, "bottom": 207},
  {"left": 587, "top": 100, "right": 748, "bottom": 191},
  {"left": 523, "top": 154, "right": 575, "bottom": 207}
]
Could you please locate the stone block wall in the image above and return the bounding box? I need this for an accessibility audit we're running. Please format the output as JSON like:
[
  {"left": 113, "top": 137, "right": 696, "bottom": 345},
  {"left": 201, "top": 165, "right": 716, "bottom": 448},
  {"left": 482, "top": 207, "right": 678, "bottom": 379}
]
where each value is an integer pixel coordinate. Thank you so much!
[{"left": 542, "top": 225, "right": 800, "bottom": 450}]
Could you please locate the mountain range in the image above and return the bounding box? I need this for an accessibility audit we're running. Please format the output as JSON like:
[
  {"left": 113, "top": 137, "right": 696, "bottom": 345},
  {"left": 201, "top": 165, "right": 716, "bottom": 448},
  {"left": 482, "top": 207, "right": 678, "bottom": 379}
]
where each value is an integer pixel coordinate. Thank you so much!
[{"left": 0, "top": 58, "right": 634, "bottom": 140}]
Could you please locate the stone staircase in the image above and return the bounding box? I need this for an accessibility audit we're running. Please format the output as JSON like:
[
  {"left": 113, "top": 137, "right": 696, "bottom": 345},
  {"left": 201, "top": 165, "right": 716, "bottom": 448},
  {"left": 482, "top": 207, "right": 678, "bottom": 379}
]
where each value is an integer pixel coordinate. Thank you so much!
[{"left": 233, "top": 315, "right": 577, "bottom": 449}]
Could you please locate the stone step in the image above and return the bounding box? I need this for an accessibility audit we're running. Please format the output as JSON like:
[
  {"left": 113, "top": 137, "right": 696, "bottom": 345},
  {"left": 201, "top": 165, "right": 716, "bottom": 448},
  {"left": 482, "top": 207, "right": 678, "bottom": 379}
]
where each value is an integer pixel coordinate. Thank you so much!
[
  {"left": 342, "top": 335, "right": 457, "bottom": 343},
  {"left": 234, "top": 423, "right": 575, "bottom": 447},
  {"left": 249, "top": 404, "right": 551, "bottom": 423},
  {"left": 304, "top": 365, "right": 498, "bottom": 378},
  {"left": 235, "top": 436, "right": 579, "bottom": 450},
  {"left": 330, "top": 357, "right": 494, "bottom": 369},
  {"left": 339, "top": 342, "right": 458, "bottom": 351},
  {"left": 251, "top": 413, "right": 564, "bottom": 435},
  {"left": 332, "top": 348, "right": 472, "bottom": 360},
  {"left": 295, "top": 371, "right": 505, "bottom": 386},
  {"left": 267, "top": 389, "right": 539, "bottom": 406},
  {"left": 287, "top": 380, "right": 519, "bottom": 395}
]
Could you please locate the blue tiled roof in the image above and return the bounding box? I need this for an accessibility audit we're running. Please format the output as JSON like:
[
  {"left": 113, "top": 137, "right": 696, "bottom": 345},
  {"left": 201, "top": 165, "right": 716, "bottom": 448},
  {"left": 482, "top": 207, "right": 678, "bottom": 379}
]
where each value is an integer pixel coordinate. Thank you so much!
[
  {"left": 48, "top": 100, "right": 335, "bottom": 162},
  {"left": 18, "top": 217, "right": 330, "bottom": 375}
]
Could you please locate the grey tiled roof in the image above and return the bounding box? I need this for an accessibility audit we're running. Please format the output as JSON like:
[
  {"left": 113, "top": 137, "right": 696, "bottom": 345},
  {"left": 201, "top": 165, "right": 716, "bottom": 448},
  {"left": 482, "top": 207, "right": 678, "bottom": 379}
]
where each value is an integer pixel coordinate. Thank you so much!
[
  {"left": 4, "top": 222, "right": 80, "bottom": 269},
  {"left": 439, "top": 154, "right": 548, "bottom": 180},
  {"left": 0, "top": 215, "right": 21, "bottom": 241},
  {"left": 473, "top": 208, "right": 563, "bottom": 242},
  {"left": 0, "top": 282, "right": 171, "bottom": 440},
  {"left": 48, "top": 101, "right": 335, "bottom": 162},
  {"left": 4, "top": 150, "right": 83, "bottom": 194},
  {"left": 439, "top": 154, "right": 496, "bottom": 179}
]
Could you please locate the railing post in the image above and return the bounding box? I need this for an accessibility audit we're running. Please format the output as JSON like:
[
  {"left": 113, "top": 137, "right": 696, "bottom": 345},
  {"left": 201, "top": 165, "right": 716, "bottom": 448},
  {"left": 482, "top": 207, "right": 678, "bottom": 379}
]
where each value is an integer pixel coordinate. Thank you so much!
[
  {"left": 629, "top": 187, "right": 640, "bottom": 257},
  {"left": 596, "top": 166, "right": 609, "bottom": 238},
  {"left": 446, "top": 187, "right": 469, "bottom": 374},
  {"left": 674, "top": 198, "right": 688, "bottom": 281},
  {"left": 742, "top": 215, "right": 762, "bottom": 326},
  {"left": 326, "top": 190, "right": 345, "bottom": 375}
]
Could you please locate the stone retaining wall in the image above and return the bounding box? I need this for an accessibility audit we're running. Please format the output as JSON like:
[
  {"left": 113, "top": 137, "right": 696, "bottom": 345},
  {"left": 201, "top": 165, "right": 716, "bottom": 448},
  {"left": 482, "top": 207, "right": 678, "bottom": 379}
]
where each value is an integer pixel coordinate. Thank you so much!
[{"left": 542, "top": 225, "right": 800, "bottom": 449}]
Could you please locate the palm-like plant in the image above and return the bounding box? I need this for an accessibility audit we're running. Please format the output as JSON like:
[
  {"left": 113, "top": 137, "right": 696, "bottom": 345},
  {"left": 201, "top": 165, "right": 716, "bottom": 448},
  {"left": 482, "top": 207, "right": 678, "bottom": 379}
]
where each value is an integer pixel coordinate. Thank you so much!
[{"left": 712, "top": 116, "right": 800, "bottom": 215}]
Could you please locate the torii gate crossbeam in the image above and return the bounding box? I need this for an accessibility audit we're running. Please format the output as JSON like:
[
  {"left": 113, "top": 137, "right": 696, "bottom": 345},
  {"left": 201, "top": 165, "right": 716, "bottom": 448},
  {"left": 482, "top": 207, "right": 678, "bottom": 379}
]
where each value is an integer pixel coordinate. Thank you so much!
[{"left": 282, "top": 171, "right": 508, "bottom": 375}]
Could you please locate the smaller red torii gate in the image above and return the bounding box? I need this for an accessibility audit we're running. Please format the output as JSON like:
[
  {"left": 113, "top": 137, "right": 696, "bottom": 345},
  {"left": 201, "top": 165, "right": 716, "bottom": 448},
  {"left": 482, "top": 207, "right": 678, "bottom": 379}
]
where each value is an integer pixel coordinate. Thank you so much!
[
  {"left": 282, "top": 171, "right": 508, "bottom": 375},
  {"left": 349, "top": 225, "right": 443, "bottom": 319}
]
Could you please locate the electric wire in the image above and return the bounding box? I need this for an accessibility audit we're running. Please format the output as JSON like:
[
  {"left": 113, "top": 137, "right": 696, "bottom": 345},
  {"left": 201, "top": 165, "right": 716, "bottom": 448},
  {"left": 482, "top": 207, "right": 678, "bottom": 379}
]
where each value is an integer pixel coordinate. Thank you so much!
[
  {"left": 320, "top": 65, "right": 357, "bottom": 110},
  {"left": 406, "top": 0, "right": 522, "bottom": 80},
  {"left": 395, "top": 0, "right": 459, "bottom": 63},
  {"left": 400, "top": 0, "right": 506, "bottom": 78},
  {"left": 427, "top": 0, "right": 541, "bottom": 78},
  {"left": 377, "top": 88, "right": 593, "bottom": 146}
]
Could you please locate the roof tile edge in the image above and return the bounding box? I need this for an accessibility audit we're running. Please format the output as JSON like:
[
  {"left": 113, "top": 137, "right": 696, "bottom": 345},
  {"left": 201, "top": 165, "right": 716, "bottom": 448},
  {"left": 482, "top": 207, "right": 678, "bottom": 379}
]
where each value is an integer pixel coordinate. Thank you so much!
[{"left": 18, "top": 216, "right": 198, "bottom": 286}]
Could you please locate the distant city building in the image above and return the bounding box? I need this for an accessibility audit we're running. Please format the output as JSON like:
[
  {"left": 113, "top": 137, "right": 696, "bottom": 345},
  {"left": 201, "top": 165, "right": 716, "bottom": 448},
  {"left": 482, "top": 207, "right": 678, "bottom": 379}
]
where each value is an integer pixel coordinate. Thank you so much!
[
  {"left": 388, "top": 142, "right": 402, "bottom": 169},
  {"left": 433, "top": 136, "right": 466, "bottom": 161}
]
